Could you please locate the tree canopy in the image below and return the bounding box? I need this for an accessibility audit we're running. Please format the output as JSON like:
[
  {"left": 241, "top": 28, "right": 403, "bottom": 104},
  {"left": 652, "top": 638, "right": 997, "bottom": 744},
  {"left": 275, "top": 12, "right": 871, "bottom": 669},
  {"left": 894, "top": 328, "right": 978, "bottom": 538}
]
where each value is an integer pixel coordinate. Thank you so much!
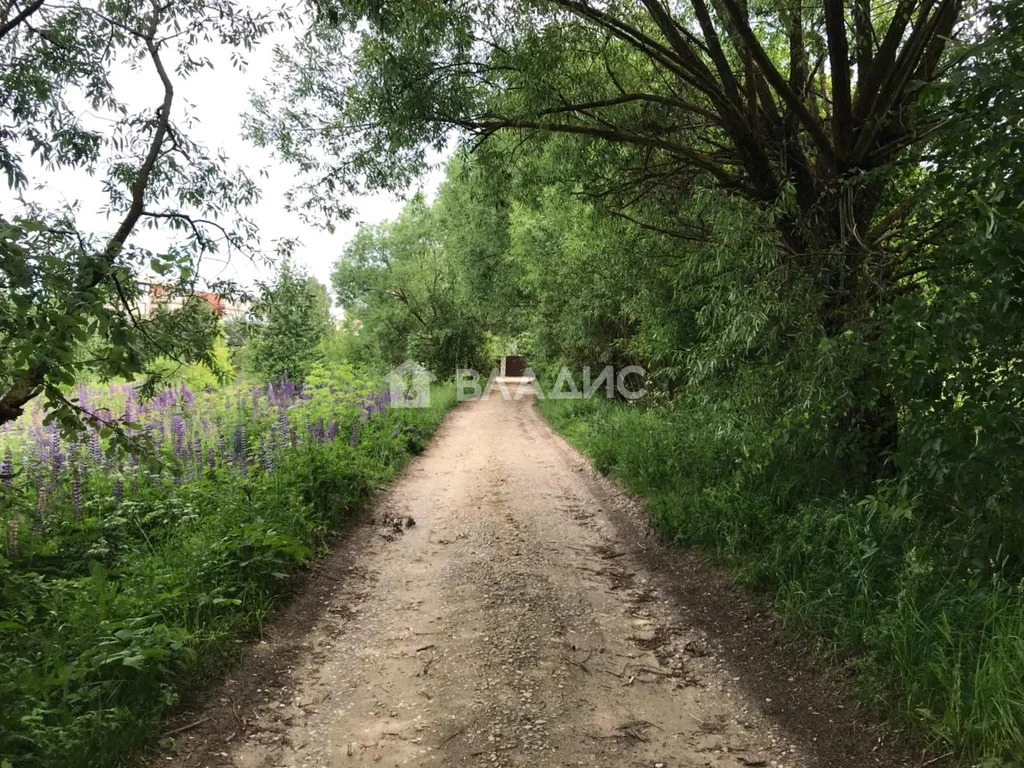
[
  {"left": 332, "top": 191, "right": 490, "bottom": 374},
  {"left": 250, "top": 260, "right": 332, "bottom": 384},
  {"left": 253, "top": 0, "right": 1018, "bottom": 477},
  {"left": 273, "top": 0, "right": 1024, "bottom": 560},
  {"left": 0, "top": 0, "right": 283, "bottom": 435}
]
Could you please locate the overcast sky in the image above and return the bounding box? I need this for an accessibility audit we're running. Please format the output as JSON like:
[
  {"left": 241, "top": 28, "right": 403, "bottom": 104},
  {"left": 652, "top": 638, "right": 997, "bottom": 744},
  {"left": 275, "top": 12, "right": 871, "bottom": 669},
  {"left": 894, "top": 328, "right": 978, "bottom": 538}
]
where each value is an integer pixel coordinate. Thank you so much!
[{"left": 3, "top": 2, "right": 448, "bottom": 304}]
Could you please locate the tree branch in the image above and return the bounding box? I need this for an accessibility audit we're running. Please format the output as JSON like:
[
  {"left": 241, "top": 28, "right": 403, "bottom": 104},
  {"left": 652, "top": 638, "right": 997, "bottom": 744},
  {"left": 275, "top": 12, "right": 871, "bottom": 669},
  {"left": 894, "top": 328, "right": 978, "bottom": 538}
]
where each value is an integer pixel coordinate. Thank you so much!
[
  {"left": 716, "top": 0, "right": 838, "bottom": 172},
  {"left": 0, "top": 3, "right": 174, "bottom": 428},
  {"left": 0, "top": 0, "right": 45, "bottom": 42},
  {"left": 459, "top": 115, "right": 740, "bottom": 188},
  {"left": 609, "top": 209, "right": 710, "bottom": 242},
  {"left": 824, "top": 0, "right": 853, "bottom": 157}
]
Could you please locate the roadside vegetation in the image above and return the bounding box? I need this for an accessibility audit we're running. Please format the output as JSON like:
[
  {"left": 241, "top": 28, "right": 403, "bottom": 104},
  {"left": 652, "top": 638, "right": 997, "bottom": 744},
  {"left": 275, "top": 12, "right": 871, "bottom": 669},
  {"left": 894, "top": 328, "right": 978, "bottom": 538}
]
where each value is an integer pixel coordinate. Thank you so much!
[
  {"left": 540, "top": 396, "right": 1024, "bottom": 761},
  {"left": 0, "top": 295, "right": 455, "bottom": 767}
]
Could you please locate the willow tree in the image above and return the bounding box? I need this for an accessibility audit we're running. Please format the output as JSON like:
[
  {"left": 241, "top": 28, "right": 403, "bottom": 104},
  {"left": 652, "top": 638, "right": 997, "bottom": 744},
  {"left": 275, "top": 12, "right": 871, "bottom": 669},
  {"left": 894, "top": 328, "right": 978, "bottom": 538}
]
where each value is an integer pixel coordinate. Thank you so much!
[{"left": 332, "top": 194, "right": 490, "bottom": 374}]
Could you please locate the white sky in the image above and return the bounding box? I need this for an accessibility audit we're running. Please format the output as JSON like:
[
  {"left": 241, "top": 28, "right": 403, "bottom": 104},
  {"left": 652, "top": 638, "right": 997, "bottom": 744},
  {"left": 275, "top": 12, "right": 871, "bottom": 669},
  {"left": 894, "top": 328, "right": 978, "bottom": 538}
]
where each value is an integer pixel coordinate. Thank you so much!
[{"left": 2, "top": 2, "right": 448, "bottom": 304}]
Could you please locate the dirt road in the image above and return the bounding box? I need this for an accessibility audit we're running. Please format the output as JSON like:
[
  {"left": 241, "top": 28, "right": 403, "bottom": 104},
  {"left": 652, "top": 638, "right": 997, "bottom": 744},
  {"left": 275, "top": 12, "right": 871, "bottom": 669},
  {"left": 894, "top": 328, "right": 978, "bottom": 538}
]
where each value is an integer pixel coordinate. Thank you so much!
[{"left": 161, "top": 390, "right": 923, "bottom": 768}]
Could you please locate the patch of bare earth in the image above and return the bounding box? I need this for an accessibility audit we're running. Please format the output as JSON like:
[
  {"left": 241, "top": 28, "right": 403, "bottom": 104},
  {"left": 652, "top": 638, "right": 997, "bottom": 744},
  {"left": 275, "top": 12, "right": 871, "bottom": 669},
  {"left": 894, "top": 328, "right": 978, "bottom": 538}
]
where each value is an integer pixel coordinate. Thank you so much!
[{"left": 147, "top": 389, "right": 941, "bottom": 768}]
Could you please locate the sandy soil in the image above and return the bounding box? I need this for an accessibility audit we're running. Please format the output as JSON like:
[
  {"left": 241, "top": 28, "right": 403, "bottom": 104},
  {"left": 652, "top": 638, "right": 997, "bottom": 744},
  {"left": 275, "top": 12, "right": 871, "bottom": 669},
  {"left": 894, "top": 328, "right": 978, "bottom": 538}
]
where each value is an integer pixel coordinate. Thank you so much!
[{"left": 154, "top": 390, "right": 934, "bottom": 768}]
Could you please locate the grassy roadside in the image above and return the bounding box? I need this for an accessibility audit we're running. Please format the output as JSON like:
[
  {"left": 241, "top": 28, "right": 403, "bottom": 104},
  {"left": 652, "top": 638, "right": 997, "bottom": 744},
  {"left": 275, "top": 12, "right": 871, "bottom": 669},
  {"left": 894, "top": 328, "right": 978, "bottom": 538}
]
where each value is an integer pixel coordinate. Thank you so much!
[
  {"left": 539, "top": 396, "right": 1024, "bottom": 766},
  {"left": 0, "top": 381, "right": 457, "bottom": 768}
]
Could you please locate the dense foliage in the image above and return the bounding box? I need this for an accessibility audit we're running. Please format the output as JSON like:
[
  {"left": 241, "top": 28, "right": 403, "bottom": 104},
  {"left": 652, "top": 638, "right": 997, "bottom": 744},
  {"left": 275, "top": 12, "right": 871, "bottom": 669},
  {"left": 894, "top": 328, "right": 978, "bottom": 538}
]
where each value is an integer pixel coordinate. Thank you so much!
[
  {"left": 0, "top": 371, "right": 456, "bottom": 767},
  {"left": 331, "top": 189, "right": 492, "bottom": 374},
  {"left": 2, "top": 0, "right": 1021, "bottom": 764},
  {"left": 250, "top": 261, "right": 332, "bottom": 384}
]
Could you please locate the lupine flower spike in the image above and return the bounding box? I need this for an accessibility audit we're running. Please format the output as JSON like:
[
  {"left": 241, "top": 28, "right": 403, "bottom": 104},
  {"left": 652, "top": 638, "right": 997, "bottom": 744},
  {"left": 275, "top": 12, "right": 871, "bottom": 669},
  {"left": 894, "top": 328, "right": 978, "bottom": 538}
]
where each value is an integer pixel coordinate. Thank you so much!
[
  {"left": 7, "top": 519, "right": 19, "bottom": 557},
  {"left": 1, "top": 449, "right": 12, "bottom": 488},
  {"left": 72, "top": 469, "right": 84, "bottom": 520}
]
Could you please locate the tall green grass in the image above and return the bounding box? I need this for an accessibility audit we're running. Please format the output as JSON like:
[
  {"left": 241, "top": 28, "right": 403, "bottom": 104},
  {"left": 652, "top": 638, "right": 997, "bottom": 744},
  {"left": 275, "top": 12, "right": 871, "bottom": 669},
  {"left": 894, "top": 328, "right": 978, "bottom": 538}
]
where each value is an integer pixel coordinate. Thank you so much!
[{"left": 540, "top": 397, "right": 1024, "bottom": 766}]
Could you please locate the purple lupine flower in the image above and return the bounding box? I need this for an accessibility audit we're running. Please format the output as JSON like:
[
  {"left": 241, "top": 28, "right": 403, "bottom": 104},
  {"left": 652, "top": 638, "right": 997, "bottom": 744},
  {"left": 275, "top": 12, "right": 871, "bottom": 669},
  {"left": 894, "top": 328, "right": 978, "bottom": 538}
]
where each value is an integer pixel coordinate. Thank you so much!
[
  {"left": 35, "top": 487, "right": 48, "bottom": 532},
  {"left": 2, "top": 448, "right": 12, "bottom": 488},
  {"left": 181, "top": 384, "right": 195, "bottom": 409},
  {"left": 7, "top": 519, "right": 19, "bottom": 557},
  {"left": 278, "top": 407, "right": 289, "bottom": 441},
  {"left": 89, "top": 430, "right": 102, "bottom": 463},
  {"left": 350, "top": 423, "right": 360, "bottom": 448},
  {"left": 327, "top": 421, "right": 339, "bottom": 442},
  {"left": 171, "top": 416, "right": 186, "bottom": 459},
  {"left": 50, "top": 431, "right": 65, "bottom": 477},
  {"left": 233, "top": 423, "right": 248, "bottom": 472},
  {"left": 72, "top": 469, "right": 84, "bottom": 519},
  {"left": 112, "top": 478, "right": 123, "bottom": 506},
  {"left": 194, "top": 438, "right": 204, "bottom": 479},
  {"left": 32, "top": 426, "right": 49, "bottom": 466},
  {"left": 263, "top": 442, "right": 275, "bottom": 473}
]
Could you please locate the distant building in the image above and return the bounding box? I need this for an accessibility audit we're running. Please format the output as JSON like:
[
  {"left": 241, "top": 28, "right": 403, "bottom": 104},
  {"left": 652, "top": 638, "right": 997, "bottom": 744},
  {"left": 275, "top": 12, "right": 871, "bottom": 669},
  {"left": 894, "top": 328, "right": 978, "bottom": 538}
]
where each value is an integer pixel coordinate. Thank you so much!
[
  {"left": 500, "top": 355, "right": 527, "bottom": 377},
  {"left": 136, "top": 283, "right": 252, "bottom": 320}
]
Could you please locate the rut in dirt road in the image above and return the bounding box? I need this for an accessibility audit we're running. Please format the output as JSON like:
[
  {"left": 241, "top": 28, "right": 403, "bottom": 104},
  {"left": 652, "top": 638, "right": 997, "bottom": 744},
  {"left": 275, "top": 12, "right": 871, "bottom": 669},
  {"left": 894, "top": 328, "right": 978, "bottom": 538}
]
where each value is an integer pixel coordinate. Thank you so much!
[{"left": 159, "top": 391, "right": 901, "bottom": 768}]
